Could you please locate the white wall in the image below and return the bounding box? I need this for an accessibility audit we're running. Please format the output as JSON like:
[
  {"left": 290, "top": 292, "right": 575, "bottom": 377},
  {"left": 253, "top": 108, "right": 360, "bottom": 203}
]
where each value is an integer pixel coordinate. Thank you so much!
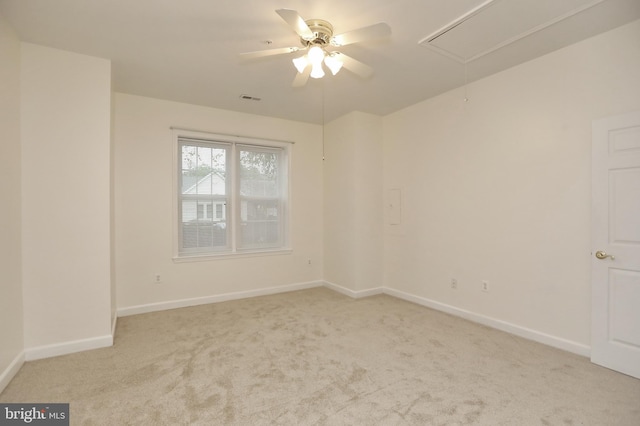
[
  {"left": 20, "top": 43, "right": 113, "bottom": 357},
  {"left": 0, "top": 14, "right": 23, "bottom": 391},
  {"left": 324, "top": 112, "right": 384, "bottom": 293},
  {"left": 3, "top": 14, "right": 638, "bottom": 385},
  {"left": 382, "top": 19, "right": 640, "bottom": 349},
  {"left": 113, "top": 93, "right": 324, "bottom": 311},
  {"left": 111, "top": 93, "right": 117, "bottom": 329}
]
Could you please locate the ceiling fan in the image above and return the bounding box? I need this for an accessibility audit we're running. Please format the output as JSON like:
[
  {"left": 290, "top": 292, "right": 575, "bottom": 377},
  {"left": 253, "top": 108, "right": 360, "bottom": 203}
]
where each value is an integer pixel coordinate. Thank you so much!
[{"left": 240, "top": 9, "right": 391, "bottom": 87}]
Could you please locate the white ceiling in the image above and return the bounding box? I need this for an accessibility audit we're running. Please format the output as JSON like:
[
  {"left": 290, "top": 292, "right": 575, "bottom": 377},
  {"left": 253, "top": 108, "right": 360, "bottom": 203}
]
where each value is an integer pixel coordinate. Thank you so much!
[{"left": 1, "top": 0, "right": 639, "bottom": 124}]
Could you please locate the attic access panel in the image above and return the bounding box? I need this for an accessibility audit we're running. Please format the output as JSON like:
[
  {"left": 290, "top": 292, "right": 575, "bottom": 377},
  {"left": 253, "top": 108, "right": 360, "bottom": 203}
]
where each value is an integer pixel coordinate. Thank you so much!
[{"left": 419, "top": 0, "right": 604, "bottom": 63}]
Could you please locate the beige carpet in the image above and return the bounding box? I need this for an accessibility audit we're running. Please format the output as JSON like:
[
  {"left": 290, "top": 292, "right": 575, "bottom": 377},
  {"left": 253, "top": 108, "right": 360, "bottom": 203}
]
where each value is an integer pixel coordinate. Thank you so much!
[{"left": 1, "top": 287, "right": 639, "bottom": 425}]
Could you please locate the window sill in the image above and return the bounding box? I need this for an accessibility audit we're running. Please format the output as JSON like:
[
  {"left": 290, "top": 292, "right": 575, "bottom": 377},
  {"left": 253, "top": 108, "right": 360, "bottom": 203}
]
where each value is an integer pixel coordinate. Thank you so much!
[{"left": 172, "top": 248, "right": 293, "bottom": 263}]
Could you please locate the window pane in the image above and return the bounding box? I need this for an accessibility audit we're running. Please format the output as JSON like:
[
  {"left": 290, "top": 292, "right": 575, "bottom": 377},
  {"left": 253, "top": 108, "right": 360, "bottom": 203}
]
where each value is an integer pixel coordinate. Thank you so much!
[
  {"left": 181, "top": 145, "right": 227, "bottom": 196},
  {"left": 239, "top": 199, "right": 280, "bottom": 247},
  {"left": 181, "top": 223, "right": 227, "bottom": 249},
  {"left": 238, "top": 147, "right": 283, "bottom": 249},
  {"left": 239, "top": 149, "right": 279, "bottom": 197},
  {"left": 181, "top": 202, "right": 228, "bottom": 250},
  {"left": 179, "top": 141, "right": 229, "bottom": 252}
]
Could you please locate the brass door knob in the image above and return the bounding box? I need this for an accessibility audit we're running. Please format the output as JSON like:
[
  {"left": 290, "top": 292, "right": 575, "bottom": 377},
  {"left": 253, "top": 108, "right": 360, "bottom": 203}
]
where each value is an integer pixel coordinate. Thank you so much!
[{"left": 595, "top": 250, "right": 615, "bottom": 260}]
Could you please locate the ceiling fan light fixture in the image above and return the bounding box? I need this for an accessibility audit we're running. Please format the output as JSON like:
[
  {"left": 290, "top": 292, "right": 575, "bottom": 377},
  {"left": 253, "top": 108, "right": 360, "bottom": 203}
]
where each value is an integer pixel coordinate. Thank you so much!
[
  {"left": 243, "top": 9, "right": 389, "bottom": 86},
  {"left": 324, "top": 53, "right": 343, "bottom": 75},
  {"left": 292, "top": 55, "right": 308, "bottom": 73},
  {"left": 310, "top": 63, "right": 325, "bottom": 79},
  {"left": 307, "top": 45, "right": 326, "bottom": 79},
  {"left": 307, "top": 45, "right": 325, "bottom": 65}
]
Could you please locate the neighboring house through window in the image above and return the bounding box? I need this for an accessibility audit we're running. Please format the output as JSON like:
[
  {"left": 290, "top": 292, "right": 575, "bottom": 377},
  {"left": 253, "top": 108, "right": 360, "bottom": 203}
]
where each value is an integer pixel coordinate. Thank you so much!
[{"left": 174, "top": 129, "right": 291, "bottom": 258}]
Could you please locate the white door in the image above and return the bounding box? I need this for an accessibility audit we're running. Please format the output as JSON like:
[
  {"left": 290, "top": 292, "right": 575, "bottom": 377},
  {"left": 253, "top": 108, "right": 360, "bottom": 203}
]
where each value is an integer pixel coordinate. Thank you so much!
[{"left": 591, "top": 110, "right": 640, "bottom": 379}]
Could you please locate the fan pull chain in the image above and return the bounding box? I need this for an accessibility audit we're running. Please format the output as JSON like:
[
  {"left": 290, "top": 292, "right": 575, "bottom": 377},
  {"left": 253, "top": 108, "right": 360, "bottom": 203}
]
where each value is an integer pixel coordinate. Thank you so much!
[{"left": 322, "top": 80, "right": 326, "bottom": 161}]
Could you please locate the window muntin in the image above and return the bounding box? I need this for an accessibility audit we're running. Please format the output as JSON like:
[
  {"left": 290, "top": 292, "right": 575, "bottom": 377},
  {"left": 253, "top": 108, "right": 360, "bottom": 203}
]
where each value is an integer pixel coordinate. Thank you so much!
[{"left": 175, "top": 132, "right": 290, "bottom": 258}]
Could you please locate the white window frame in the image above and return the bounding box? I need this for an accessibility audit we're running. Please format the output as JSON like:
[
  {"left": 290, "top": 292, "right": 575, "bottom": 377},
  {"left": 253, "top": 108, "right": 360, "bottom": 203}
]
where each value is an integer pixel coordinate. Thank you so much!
[{"left": 172, "top": 128, "right": 292, "bottom": 261}]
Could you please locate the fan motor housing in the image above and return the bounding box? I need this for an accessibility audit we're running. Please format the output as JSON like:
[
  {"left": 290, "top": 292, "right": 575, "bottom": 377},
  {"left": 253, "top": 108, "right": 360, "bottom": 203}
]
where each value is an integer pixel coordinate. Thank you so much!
[{"left": 301, "top": 19, "right": 333, "bottom": 47}]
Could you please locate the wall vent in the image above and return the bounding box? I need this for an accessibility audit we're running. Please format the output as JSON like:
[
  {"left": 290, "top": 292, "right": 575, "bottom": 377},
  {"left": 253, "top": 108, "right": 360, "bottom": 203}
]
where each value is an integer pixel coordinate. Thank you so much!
[
  {"left": 418, "top": 0, "right": 604, "bottom": 63},
  {"left": 239, "top": 94, "right": 261, "bottom": 101}
]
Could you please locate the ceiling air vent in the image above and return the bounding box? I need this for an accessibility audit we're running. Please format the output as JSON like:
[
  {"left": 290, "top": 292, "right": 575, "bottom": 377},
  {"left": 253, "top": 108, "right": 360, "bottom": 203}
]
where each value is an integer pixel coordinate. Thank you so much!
[
  {"left": 239, "top": 94, "right": 261, "bottom": 101},
  {"left": 419, "top": 0, "right": 604, "bottom": 63}
]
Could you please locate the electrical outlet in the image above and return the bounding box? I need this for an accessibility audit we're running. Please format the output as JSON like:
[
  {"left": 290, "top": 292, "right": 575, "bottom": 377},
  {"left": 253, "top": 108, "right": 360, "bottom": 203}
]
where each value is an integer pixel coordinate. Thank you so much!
[
  {"left": 482, "top": 280, "right": 489, "bottom": 292},
  {"left": 451, "top": 278, "right": 457, "bottom": 289},
  {"left": 155, "top": 274, "right": 162, "bottom": 283},
  {"left": 308, "top": 259, "right": 312, "bottom": 265}
]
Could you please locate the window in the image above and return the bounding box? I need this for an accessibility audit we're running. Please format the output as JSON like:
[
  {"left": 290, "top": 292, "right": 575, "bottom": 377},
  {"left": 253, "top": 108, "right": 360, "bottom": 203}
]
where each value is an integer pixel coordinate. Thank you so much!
[{"left": 174, "top": 130, "right": 290, "bottom": 258}]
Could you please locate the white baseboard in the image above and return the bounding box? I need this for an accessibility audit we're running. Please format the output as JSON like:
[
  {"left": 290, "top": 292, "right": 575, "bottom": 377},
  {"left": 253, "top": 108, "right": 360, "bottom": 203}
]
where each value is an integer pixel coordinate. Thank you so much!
[
  {"left": 0, "top": 352, "right": 24, "bottom": 394},
  {"left": 7, "top": 280, "right": 588, "bottom": 377},
  {"left": 117, "top": 280, "right": 324, "bottom": 317},
  {"left": 111, "top": 313, "right": 118, "bottom": 336},
  {"left": 25, "top": 334, "right": 114, "bottom": 362},
  {"left": 323, "top": 281, "right": 384, "bottom": 299},
  {"left": 382, "top": 287, "right": 591, "bottom": 357},
  {"left": 320, "top": 283, "right": 589, "bottom": 356}
]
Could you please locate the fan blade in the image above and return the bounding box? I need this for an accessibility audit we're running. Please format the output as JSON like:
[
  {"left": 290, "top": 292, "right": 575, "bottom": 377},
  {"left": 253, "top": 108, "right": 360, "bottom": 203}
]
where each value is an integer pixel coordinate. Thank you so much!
[
  {"left": 239, "top": 46, "right": 301, "bottom": 60},
  {"left": 292, "top": 67, "right": 311, "bottom": 88},
  {"left": 333, "top": 52, "right": 374, "bottom": 79},
  {"left": 276, "top": 9, "right": 314, "bottom": 40},
  {"left": 331, "top": 23, "right": 391, "bottom": 46}
]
